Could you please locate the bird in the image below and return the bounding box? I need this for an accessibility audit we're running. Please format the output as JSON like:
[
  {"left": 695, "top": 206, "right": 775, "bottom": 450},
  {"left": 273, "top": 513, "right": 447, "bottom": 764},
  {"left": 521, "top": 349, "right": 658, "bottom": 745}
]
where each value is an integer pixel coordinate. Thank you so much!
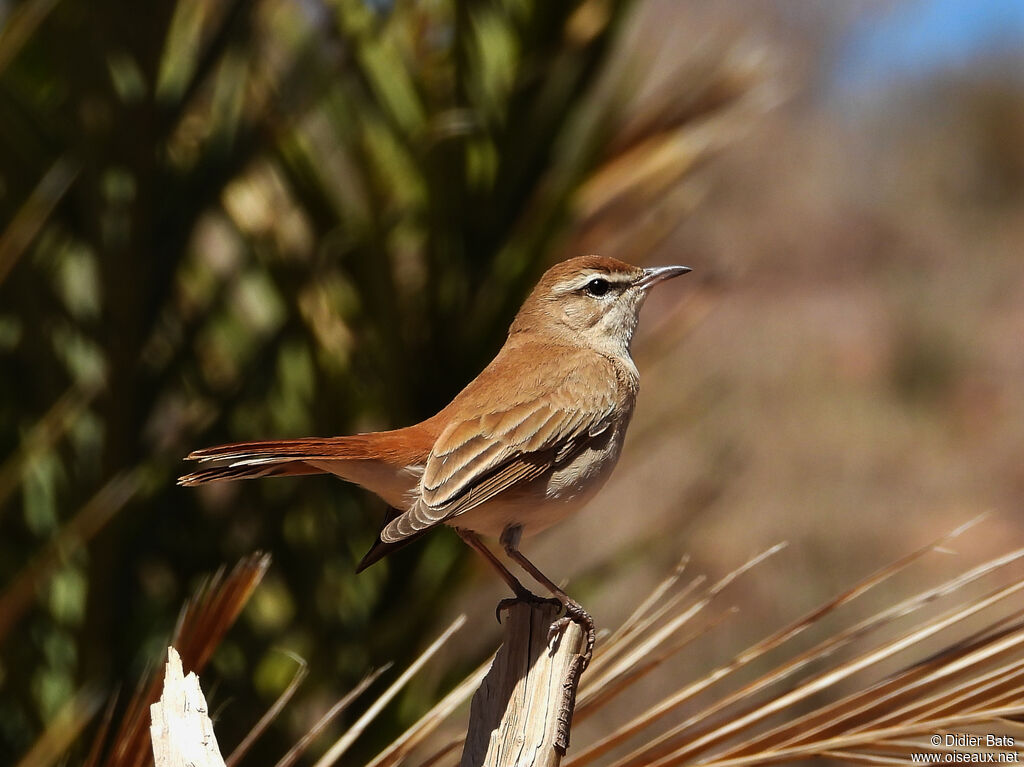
[{"left": 179, "top": 255, "right": 690, "bottom": 657}]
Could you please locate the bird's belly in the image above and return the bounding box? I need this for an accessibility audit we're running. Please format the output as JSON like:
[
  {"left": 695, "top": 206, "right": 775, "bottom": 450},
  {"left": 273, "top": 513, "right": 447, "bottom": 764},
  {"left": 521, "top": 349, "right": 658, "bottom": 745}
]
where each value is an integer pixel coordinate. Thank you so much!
[{"left": 447, "top": 429, "right": 626, "bottom": 539}]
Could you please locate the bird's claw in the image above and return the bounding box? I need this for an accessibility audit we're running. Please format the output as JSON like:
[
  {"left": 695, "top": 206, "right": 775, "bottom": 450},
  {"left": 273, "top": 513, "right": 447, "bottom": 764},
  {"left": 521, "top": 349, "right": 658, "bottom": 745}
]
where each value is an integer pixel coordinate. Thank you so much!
[{"left": 547, "top": 599, "right": 596, "bottom": 667}]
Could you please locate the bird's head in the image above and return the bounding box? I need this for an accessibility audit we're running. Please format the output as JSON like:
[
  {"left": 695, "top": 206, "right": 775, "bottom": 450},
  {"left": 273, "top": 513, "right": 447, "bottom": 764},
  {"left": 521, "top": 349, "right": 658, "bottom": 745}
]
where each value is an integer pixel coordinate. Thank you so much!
[{"left": 509, "top": 255, "right": 691, "bottom": 356}]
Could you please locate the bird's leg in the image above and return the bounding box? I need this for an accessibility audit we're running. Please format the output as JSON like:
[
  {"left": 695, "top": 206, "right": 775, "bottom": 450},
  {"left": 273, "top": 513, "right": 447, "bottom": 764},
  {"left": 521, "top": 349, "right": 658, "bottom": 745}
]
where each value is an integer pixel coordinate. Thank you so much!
[
  {"left": 498, "top": 528, "right": 596, "bottom": 662},
  {"left": 454, "top": 528, "right": 558, "bottom": 621},
  {"left": 499, "top": 526, "right": 595, "bottom": 753}
]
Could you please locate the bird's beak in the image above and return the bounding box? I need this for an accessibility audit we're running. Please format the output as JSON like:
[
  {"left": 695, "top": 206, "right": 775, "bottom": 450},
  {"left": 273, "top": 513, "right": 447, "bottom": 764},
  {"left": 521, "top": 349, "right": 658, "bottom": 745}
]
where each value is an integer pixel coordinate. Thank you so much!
[{"left": 636, "top": 265, "right": 692, "bottom": 290}]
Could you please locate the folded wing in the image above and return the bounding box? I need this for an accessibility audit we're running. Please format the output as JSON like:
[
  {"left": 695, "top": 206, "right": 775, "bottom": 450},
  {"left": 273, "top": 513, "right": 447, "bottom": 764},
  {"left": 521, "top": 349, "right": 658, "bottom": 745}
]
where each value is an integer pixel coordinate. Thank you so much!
[{"left": 381, "top": 350, "right": 620, "bottom": 542}]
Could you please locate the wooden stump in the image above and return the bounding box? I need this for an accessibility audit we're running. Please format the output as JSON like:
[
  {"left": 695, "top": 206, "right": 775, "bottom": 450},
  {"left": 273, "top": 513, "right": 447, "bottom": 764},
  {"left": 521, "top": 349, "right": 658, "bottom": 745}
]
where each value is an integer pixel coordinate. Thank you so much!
[
  {"left": 461, "top": 602, "right": 587, "bottom": 767},
  {"left": 150, "top": 647, "right": 226, "bottom": 767}
]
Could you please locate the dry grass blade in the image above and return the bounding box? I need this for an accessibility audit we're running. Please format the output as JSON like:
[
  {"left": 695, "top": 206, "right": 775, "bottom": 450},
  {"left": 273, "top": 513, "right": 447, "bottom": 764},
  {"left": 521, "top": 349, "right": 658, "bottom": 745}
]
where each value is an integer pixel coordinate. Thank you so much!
[
  {"left": 274, "top": 665, "right": 391, "bottom": 767},
  {"left": 565, "top": 527, "right": 964, "bottom": 767},
  {"left": 312, "top": 614, "right": 468, "bottom": 767},
  {"left": 363, "top": 655, "right": 492, "bottom": 767},
  {"left": 583, "top": 572, "right": 707, "bottom": 682},
  {"left": 604, "top": 554, "right": 690, "bottom": 647},
  {"left": 583, "top": 544, "right": 783, "bottom": 692},
  {"left": 101, "top": 552, "right": 271, "bottom": 767},
  {"left": 627, "top": 570, "right": 1024, "bottom": 767},
  {"left": 728, "top": 647, "right": 963, "bottom": 755},
  {"left": 577, "top": 607, "right": 738, "bottom": 718},
  {"left": 227, "top": 652, "right": 308, "bottom": 766},
  {"left": 368, "top": 520, "right": 1024, "bottom": 765},
  {"left": 585, "top": 545, "right": 783, "bottom": 686},
  {"left": 692, "top": 707, "right": 1024, "bottom": 767},
  {"left": 694, "top": 563, "right": 1024, "bottom": 765},
  {"left": 174, "top": 552, "right": 273, "bottom": 671},
  {"left": 742, "top": 656, "right": 939, "bottom": 756},
  {"left": 371, "top": 521, "right": 1016, "bottom": 767},
  {"left": 712, "top": 616, "right": 1024, "bottom": 761},
  {"left": 584, "top": 544, "right": 785, "bottom": 696},
  {"left": 857, "top": 622, "right": 1024, "bottom": 731}
]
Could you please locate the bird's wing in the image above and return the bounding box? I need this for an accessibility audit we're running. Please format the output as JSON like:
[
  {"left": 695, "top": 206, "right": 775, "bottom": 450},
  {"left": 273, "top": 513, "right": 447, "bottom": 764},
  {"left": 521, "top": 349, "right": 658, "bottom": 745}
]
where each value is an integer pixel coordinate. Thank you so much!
[{"left": 380, "top": 349, "right": 623, "bottom": 542}]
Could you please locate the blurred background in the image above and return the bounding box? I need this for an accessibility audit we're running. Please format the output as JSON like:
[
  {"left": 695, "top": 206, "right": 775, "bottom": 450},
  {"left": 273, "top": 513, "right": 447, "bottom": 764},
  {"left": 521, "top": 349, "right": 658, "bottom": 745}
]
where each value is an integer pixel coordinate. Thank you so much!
[{"left": 2, "top": 0, "right": 1023, "bottom": 763}]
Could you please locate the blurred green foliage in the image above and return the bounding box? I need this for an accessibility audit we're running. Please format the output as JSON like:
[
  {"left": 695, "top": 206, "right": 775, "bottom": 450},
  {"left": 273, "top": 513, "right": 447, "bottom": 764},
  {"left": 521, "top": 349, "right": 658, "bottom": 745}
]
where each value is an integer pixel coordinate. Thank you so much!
[{"left": 0, "top": 0, "right": 643, "bottom": 761}]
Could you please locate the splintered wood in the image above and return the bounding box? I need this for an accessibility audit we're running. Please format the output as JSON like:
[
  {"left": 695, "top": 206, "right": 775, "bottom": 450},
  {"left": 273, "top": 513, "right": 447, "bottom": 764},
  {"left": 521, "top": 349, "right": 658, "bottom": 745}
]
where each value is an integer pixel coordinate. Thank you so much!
[
  {"left": 461, "top": 602, "right": 587, "bottom": 767},
  {"left": 150, "top": 647, "right": 226, "bottom": 767}
]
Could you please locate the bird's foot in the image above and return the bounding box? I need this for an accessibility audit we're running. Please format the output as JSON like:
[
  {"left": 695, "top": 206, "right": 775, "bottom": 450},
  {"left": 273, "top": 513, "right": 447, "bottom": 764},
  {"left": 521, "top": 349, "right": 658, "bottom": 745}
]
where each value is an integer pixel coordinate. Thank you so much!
[
  {"left": 547, "top": 598, "right": 596, "bottom": 666},
  {"left": 495, "top": 587, "right": 562, "bottom": 623}
]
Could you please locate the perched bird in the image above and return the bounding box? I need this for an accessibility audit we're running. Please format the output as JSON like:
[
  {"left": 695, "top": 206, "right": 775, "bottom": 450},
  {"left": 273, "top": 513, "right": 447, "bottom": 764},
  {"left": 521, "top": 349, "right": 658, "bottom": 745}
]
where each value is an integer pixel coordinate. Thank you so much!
[{"left": 179, "top": 255, "right": 690, "bottom": 646}]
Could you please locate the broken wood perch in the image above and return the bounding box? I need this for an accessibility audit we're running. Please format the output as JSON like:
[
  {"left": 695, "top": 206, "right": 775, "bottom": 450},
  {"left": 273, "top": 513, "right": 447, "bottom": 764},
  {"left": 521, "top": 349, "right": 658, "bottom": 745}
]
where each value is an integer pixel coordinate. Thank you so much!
[
  {"left": 150, "top": 647, "right": 226, "bottom": 767},
  {"left": 461, "top": 602, "right": 587, "bottom": 767}
]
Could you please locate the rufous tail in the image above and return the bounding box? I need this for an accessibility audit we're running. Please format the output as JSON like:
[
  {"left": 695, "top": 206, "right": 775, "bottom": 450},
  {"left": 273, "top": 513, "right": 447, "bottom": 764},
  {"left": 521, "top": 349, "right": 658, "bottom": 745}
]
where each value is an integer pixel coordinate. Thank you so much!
[{"left": 177, "top": 437, "right": 374, "bottom": 486}]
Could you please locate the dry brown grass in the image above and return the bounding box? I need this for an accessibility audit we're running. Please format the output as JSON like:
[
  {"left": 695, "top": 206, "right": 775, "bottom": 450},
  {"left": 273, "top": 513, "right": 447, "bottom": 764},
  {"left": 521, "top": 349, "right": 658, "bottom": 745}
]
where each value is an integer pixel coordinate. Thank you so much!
[
  {"left": 30, "top": 516, "right": 1024, "bottom": 766},
  {"left": 320, "top": 517, "right": 1023, "bottom": 767}
]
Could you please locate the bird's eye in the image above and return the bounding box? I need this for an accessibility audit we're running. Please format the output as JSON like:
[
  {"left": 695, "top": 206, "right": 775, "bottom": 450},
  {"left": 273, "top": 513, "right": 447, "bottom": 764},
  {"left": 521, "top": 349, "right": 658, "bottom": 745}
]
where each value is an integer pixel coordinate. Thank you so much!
[{"left": 584, "top": 278, "right": 610, "bottom": 297}]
